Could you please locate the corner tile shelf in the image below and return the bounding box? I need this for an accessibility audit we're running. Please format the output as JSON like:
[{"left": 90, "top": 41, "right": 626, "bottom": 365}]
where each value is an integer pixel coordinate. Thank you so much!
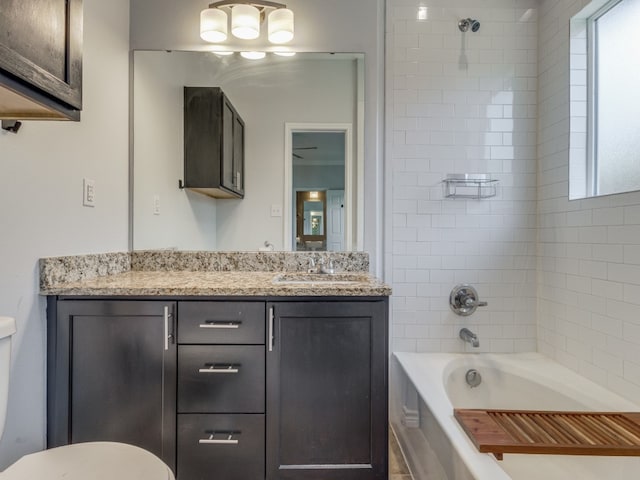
[{"left": 442, "top": 174, "right": 498, "bottom": 199}]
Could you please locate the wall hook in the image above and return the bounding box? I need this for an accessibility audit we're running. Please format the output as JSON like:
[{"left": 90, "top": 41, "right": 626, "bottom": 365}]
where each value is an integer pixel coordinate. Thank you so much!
[{"left": 2, "top": 120, "right": 22, "bottom": 134}]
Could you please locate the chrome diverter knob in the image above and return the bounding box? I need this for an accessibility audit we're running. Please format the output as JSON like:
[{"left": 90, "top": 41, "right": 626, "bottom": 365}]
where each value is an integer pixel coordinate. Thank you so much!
[{"left": 449, "top": 284, "right": 488, "bottom": 316}]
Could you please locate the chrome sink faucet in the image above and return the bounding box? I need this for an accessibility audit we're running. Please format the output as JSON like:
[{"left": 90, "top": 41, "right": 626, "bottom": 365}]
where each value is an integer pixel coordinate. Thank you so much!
[
  {"left": 307, "top": 258, "right": 336, "bottom": 274},
  {"left": 459, "top": 328, "right": 480, "bottom": 348},
  {"left": 307, "top": 258, "right": 318, "bottom": 273},
  {"left": 320, "top": 259, "right": 335, "bottom": 274}
]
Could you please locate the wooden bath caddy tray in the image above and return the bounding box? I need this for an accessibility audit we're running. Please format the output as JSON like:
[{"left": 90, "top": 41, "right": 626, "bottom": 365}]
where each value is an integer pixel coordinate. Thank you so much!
[{"left": 454, "top": 409, "right": 640, "bottom": 460}]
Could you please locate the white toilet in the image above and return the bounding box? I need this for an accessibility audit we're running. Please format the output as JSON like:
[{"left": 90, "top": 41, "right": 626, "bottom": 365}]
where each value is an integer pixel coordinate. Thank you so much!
[{"left": 0, "top": 316, "right": 175, "bottom": 480}]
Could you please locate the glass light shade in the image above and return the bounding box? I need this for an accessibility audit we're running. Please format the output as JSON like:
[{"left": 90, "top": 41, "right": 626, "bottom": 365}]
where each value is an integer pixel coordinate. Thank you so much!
[
  {"left": 200, "top": 8, "right": 227, "bottom": 43},
  {"left": 211, "top": 50, "right": 234, "bottom": 56},
  {"left": 268, "top": 8, "right": 294, "bottom": 44},
  {"left": 240, "top": 51, "right": 266, "bottom": 60},
  {"left": 273, "top": 51, "right": 296, "bottom": 57},
  {"left": 231, "top": 4, "right": 260, "bottom": 40}
]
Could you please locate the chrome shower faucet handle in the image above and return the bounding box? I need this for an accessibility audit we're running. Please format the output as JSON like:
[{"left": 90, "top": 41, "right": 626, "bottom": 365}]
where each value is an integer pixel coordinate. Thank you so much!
[{"left": 449, "top": 284, "right": 488, "bottom": 316}]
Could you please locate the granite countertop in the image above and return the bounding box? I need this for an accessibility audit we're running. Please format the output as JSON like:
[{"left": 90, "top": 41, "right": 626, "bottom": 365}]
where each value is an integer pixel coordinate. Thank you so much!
[
  {"left": 41, "top": 270, "right": 390, "bottom": 297},
  {"left": 39, "top": 251, "right": 391, "bottom": 297}
]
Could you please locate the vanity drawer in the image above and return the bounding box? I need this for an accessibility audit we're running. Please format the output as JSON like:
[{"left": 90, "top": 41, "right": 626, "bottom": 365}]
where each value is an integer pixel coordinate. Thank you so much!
[
  {"left": 177, "top": 413, "right": 265, "bottom": 480},
  {"left": 178, "top": 345, "right": 265, "bottom": 413},
  {"left": 178, "top": 301, "right": 265, "bottom": 344}
]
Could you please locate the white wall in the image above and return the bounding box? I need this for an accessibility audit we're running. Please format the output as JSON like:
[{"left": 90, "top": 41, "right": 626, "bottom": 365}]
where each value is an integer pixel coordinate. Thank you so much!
[
  {"left": 538, "top": 0, "right": 640, "bottom": 402},
  {"left": 294, "top": 165, "right": 346, "bottom": 190},
  {"left": 133, "top": 52, "right": 356, "bottom": 251},
  {"left": 129, "top": 0, "right": 385, "bottom": 272},
  {"left": 0, "top": 0, "right": 131, "bottom": 468},
  {"left": 133, "top": 52, "right": 218, "bottom": 251},
  {"left": 386, "top": 0, "right": 538, "bottom": 353}
]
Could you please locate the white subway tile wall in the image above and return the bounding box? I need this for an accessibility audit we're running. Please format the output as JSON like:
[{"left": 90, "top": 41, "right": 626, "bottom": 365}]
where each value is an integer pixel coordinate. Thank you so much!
[
  {"left": 386, "top": 0, "right": 538, "bottom": 354},
  {"left": 538, "top": 0, "right": 640, "bottom": 402}
]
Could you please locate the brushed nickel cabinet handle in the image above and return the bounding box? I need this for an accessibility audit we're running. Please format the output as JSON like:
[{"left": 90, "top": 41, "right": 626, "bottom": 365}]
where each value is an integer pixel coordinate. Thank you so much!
[
  {"left": 268, "top": 306, "right": 274, "bottom": 352},
  {"left": 199, "top": 320, "right": 242, "bottom": 329},
  {"left": 163, "top": 306, "right": 173, "bottom": 351},
  {"left": 199, "top": 432, "right": 239, "bottom": 445},
  {"left": 198, "top": 365, "right": 239, "bottom": 374}
]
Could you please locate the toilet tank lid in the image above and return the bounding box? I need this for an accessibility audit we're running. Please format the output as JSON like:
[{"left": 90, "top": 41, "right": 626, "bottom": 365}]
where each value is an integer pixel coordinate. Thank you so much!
[{"left": 0, "top": 317, "right": 16, "bottom": 339}]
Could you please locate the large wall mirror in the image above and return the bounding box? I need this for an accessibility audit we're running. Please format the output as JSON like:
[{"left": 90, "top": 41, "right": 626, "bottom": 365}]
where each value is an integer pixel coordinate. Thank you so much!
[{"left": 132, "top": 50, "right": 364, "bottom": 251}]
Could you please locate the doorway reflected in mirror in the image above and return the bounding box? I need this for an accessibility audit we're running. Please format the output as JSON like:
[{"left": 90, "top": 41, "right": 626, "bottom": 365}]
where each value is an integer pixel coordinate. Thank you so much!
[{"left": 292, "top": 130, "right": 346, "bottom": 252}]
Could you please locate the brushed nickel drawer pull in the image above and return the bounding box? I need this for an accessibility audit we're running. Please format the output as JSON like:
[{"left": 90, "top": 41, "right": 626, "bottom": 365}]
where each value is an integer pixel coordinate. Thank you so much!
[
  {"left": 199, "top": 432, "right": 239, "bottom": 445},
  {"left": 199, "top": 320, "right": 242, "bottom": 329},
  {"left": 198, "top": 364, "right": 239, "bottom": 374}
]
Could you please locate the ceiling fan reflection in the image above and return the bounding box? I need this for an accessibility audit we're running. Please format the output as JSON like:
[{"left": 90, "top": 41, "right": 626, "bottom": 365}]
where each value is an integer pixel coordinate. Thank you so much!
[{"left": 292, "top": 146, "right": 317, "bottom": 159}]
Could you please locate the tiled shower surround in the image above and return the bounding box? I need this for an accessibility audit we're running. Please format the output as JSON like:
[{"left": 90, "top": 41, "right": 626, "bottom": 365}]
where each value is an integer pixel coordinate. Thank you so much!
[
  {"left": 387, "top": 0, "right": 539, "bottom": 354},
  {"left": 388, "top": 0, "right": 640, "bottom": 403},
  {"left": 537, "top": 0, "right": 640, "bottom": 402}
]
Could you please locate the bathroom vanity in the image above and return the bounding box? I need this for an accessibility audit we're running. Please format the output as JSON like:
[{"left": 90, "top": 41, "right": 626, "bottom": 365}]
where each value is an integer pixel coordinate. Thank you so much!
[{"left": 42, "top": 252, "right": 390, "bottom": 480}]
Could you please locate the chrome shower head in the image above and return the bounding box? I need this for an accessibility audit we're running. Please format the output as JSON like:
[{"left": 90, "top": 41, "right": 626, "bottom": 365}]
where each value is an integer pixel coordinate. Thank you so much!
[{"left": 458, "top": 18, "right": 480, "bottom": 33}]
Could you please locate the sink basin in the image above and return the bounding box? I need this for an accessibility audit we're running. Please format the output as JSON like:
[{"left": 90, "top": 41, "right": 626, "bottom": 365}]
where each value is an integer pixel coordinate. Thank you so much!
[{"left": 272, "top": 273, "right": 370, "bottom": 285}]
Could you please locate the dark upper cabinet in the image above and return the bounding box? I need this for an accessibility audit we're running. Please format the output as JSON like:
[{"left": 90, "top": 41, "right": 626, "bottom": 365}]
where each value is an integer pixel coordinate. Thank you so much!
[
  {"left": 0, "top": 0, "right": 83, "bottom": 121},
  {"left": 184, "top": 87, "right": 245, "bottom": 199}
]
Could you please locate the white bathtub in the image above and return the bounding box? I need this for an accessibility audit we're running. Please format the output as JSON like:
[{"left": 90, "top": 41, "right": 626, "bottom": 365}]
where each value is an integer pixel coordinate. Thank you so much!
[{"left": 391, "top": 352, "right": 640, "bottom": 480}]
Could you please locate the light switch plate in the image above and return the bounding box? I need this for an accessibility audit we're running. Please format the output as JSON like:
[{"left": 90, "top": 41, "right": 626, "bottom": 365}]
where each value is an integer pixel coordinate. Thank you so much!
[
  {"left": 153, "top": 194, "right": 160, "bottom": 215},
  {"left": 83, "top": 178, "right": 95, "bottom": 207}
]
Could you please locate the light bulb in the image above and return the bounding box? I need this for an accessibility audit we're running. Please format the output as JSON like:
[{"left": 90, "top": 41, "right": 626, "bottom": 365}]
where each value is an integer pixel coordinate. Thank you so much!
[
  {"left": 268, "top": 8, "right": 294, "bottom": 44},
  {"left": 273, "top": 51, "right": 296, "bottom": 57},
  {"left": 240, "top": 51, "right": 266, "bottom": 60},
  {"left": 232, "top": 4, "right": 260, "bottom": 40},
  {"left": 200, "top": 8, "right": 227, "bottom": 43}
]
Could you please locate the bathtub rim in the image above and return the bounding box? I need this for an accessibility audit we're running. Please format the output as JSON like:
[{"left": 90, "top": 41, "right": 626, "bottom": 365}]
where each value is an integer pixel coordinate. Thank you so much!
[{"left": 393, "top": 351, "right": 640, "bottom": 480}]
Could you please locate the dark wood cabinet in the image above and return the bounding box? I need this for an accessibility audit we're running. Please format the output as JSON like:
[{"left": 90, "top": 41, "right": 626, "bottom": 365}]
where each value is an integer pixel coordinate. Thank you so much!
[
  {"left": 47, "top": 299, "right": 176, "bottom": 471},
  {"left": 177, "top": 414, "right": 265, "bottom": 480},
  {"left": 176, "top": 300, "right": 265, "bottom": 480},
  {"left": 266, "top": 300, "right": 389, "bottom": 480},
  {"left": 47, "top": 296, "right": 387, "bottom": 480},
  {"left": 183, "top": 87, "right": 245, "bottom": 198},
  {"left": 0, "top": 0, "right": 82, "bottom": 121}
]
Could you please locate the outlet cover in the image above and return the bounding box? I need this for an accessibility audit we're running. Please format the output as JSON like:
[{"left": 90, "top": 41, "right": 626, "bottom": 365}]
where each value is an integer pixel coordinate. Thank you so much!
[
  {"left": 83, "top": 178, "right": 95, "bottom": 207},
  {"left": 270, "top": 204, "right": 282, "bottom": 217}
]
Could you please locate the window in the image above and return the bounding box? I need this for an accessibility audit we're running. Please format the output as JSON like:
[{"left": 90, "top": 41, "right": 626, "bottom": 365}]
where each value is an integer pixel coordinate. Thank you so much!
[{"left": 569, "top": 0, "right": 640, "bottom": 199}]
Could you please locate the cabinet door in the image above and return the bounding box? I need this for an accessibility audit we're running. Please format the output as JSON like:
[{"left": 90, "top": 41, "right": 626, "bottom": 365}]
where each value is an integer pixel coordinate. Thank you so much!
[
  {"left": 233, "top": 114, "right": 245, "bottom": 195},
  {"left": 266, "top": 301, "right": 388, "bottom": 480},
  {"left": 48, "top": 300, "right": 176, "bottom": 472},
  {"left": 221, "top": 98, "right": 235, "bottom": 191},
  {"left": 0, "top": 0, "right": 82, "bottom": 119}
]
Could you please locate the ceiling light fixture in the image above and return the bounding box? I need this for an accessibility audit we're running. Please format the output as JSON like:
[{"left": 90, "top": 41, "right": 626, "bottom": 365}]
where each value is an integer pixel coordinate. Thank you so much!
[{"left": 200, "top": 1, "right": 294, "bottom": 45}]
